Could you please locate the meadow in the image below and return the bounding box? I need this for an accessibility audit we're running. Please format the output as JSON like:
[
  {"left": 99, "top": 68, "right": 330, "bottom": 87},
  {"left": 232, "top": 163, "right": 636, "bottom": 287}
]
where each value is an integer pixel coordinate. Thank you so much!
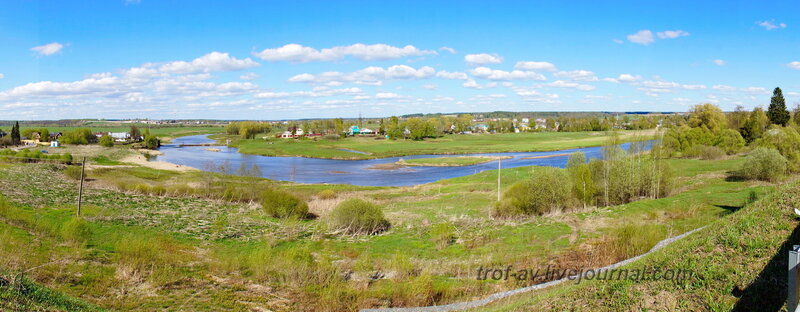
[
  {"left": 0, "top": 140, "right": 776, "bottom": 311},
  {"left": 224, "top": 130, "right": 657, "bottom": 159}
]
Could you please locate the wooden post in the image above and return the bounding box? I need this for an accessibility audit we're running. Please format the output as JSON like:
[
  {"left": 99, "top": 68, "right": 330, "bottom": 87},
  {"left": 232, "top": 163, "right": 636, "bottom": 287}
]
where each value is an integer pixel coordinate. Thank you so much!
[
  {"left": 497, "top": 160, "right": 501, "bottom": 201},
  {"left": 77, "top": 157, "right": 86, "bottom": 217}
]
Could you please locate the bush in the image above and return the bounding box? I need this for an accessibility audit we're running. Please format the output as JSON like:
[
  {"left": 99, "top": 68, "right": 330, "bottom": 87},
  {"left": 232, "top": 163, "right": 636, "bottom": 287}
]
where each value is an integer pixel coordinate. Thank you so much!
[
  {"left": 429, "top": 223, "right": 456, "bottom": 249},
  {"left": 323, "top": 134, "right": 340, "bottom": 141},
  {"left": 61, "top": 217, "right": 92, "bottom": 246},
  {"left": 492, "top": 167, "right": 574, "bottom": 218},
  {"left": 329, "top": 198, "right": 390, "bottom": 235},
  {"left": 685, "top": 145, "right": 725, "bottom": 160},
  {"left": 739, "top": 147, "right": 787, "bottom": 182},
  {"left": 261, "top": 189, "right": 308, "bottom": 219},
  {"left": 99, "top": 135, "right": 114, "bottom": 147},
  {"left": 63, "top": 166, "right": 83, "bottom": 180},
  {"left": 317, "top": 189, "right": 336, "bottom": 200}
]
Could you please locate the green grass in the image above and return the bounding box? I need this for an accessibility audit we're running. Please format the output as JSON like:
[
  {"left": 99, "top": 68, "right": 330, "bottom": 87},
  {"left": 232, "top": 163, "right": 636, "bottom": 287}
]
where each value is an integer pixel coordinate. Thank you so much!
[
  {"left": 479, "top": 178, "right": 800, "bottom": 311},
  {"left": 229, "top": 130, "right": 657, "bottom": 159}
]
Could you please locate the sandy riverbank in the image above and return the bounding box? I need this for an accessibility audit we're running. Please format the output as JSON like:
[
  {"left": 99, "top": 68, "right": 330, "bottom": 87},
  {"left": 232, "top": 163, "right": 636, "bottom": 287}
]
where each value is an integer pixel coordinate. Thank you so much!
[{"left": 120, "top": 153, "right": 198, "bottom": 172}]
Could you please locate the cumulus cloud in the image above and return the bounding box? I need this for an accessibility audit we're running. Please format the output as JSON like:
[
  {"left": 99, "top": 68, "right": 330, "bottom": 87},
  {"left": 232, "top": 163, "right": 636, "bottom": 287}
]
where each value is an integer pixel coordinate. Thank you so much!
[
  {"left": 656, "top": 30, "right": 690, "bottom": 39},
  {"left": 514, "top": 61, "right": 557, "bottom": 72},
  {"left": 469, "top": 67, "right": 546, "bottom": 81},
  {"left": 603, "top": 74, "right": 642, "bottom": 83},
  {"left": 553, "top": 70, "right": 597, "bottom": 81},
  {"left": 157, "top": 52, "right": 260, "bottom": 74},
  {"left": 252, "top": 43, "right": 436, "bottom": 62},
  {"left": 240, "top": 72, "right": 260, "bottom": 80},
  {"left": 463, "top": 79, "right": 497, "bottom": 89},
  {"left": 439, "top": 47, "right": 457, "bottom": 54},
  {"left": 421, "top": 84, "right": 438, "bottom": 90},
  {"left": 545, "top": 80, "right": 596, "bottom": 91},
  {"left": 464, "top": 53, "right": 503, "bottom": 66},
  {"left": 435, "top": 71, "right": 469, "bottom": 80},
  {"left": 31, "top": 42, "right": 64, "bottom": 56},
  {"left": 713, "top": 59, "right": 726, "bottom": 66},
  {"left": 787, "top": 61, "right": 800, "bottom": 70},
  {"left": 287, "top": 65, "right": 435, "bottom": 85},
  {"left": 627, "top": 30, "right": 654, "bottom": 45},
  {"left": 758, "top": 20, "right": 787, "bottom": 30},
  {"left": 0, "top": 73, "right": 4, "bottom": 79}
]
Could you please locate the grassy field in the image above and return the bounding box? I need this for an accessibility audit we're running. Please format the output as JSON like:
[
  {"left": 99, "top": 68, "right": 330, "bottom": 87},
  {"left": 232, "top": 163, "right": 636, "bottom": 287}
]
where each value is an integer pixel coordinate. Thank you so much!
[
  {"left": 479, "top": 176, "right": 799, "bottom": 311},
  {"left": 0, "top": 145, "right": 775, "bottom": 311},
  {"left": 225, "top": 130, "right": 657, "bottom": 159}
]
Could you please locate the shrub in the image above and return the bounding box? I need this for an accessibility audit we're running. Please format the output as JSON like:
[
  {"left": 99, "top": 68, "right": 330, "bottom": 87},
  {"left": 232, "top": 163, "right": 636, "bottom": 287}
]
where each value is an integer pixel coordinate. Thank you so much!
[
  {"left": 429, "top": 223, "right": 456, "bottom": 249},
  {"left": 329, "top": 199, "right": 390, "bottom": 235},
  {"left": 492, "top": 167, "right": 574, "bottom": 218},
  {"left": 261, "top": 188, "right": 309, "bottom": 219},
  {"left": 63, "top": 166, "right": 83, "bottom": 180},
  {"left": 61, "top": 217, "right": 92, "bottom": 246},
  {"left": 755, "top": 126, "right": 800, "bottom": 172},
  {"left": 685, "top": 145, "right": 725, "bottom": 160},
  {"left": 99, "top": 135, "right": 114, "bottom": 147},
  {"left": 323, "top": 134, "right": 340, "bottom": 141},
  {"left": 317, "top": 189, "right": 336, "bottom": 200},
  {"left": 738, "top": 147, "right": 787, "bottom": 182}
]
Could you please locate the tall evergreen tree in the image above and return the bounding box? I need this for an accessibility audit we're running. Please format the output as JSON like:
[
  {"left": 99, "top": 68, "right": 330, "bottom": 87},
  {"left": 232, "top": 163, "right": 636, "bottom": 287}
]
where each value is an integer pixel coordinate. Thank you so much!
[
  {"left": 767, "top": 87, "right": 790, "bottom": 126},
  {"left": 11, "top": 121, "right": 20, "bottom": 145}
]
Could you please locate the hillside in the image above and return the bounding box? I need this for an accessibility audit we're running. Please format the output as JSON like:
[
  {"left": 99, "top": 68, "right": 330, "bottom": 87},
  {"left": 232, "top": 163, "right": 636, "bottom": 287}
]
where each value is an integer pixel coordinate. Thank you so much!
[{"left": 480, "top": 179, "right": 800, "bottom": 311}]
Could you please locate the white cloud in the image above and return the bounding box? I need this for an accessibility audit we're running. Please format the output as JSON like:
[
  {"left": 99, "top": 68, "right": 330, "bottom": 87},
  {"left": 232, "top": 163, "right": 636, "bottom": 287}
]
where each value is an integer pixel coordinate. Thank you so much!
[
  {"left": 656, "top": 30, "right": 690, "bottom": 39},
  {"left": 158, "top": 52, "right": 260, "bottom": 74},
  {"left": 240, "top": 72, "right": 259, "bottom": 80},
  {"left": 545, "top": 80, "right": 596, "bottom": 91},
  {"left": 553, "top": 70, "right": 597, "bottom": 81},
  {"left": 613, "top": 39, "right": 624, "bottom": 44},
  {"left": 469, "top": 67, "right": 546, "bottom": 81},
  {"left": 758, "top": 20, "right": 787, "bottom": 30},
  {"left": 514, "top": 61, "right": 557, "bottom": 72},
  {"left": 435, "top": 71, "right": 469, "bottom": 80},
  {"left": 439, "top": 47, "right": 457, "bottom": 54},
  {"left": 464, "top": 53, "right": 503, "bottom": 66},
  {"left": 30, "top": 42, "right": 64, "bottom": 56},
  {"left": 287, "top": 65, "right": 435, "bottom": 85},
  {"left": 252, "top": 43, "right": 436, "bottom": 62},
  {"left": 712, "top": 85, "right": 736, "bottom": 91},
  {"left": 713, "top": 59, "right": 726, "bottom": 66},
  {"left": 463, "top": 79, "right": 497, "bottom": 89},
  {"left": 603, "top": 74, "right": 642, "bottom": 83},
  {"left": 0, "top": 73, "right": 4, "bottom": 79},
  {"left": 627, "top": 30, "right": 654, "bottom": 45},
  {"left": 787, "top": 61, "right": 800, "bottom": 70},
  {"left": 375, "top": 92, "right": 402, "bottom": 99},
  {"left": 421, "top": 84, "right": 438, "bottom": 90}
]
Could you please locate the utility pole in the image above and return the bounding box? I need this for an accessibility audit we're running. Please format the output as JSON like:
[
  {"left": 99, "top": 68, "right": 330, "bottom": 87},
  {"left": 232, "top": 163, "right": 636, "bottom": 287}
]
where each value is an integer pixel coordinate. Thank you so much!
[
  {"left": 77, "top": 157, "right": 86, "bottom": 217},
  {"left": 497, "top": 160, "right": 501, "bottom": 201}
]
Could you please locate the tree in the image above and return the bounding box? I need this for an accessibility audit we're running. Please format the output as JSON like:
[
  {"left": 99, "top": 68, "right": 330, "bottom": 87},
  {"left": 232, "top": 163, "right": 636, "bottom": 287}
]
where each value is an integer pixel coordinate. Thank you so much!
[
  {"left": 11, "top": 121, "right": 20, "bottom": 145},
  {"left": 740, "top": 107, "right": 769, "bottom": 143},
  {"left": 767, "top": 87, "right": 790, "bottom": 126},
  {"left": 130, "top": 125, "right": 142, "bottom": 142},
  {"left": 688, "top": 103, "right": 727, "bottom": 131},
  {"left": 143, "top": 136, "right": 160, "bottom": 149}
]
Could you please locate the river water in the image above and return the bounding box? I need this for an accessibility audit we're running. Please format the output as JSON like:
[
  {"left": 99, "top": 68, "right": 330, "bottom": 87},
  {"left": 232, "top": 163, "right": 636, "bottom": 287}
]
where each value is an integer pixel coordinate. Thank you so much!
[{"left": 151, "top": 135, "right": 652, "bottom": 187}]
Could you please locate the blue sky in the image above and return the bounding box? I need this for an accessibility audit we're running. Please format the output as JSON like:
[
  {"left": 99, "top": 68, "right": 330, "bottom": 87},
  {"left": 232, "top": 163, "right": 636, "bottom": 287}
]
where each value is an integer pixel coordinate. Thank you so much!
[{"left": 0, "top": 0, "right": 798, "bottom": 120}]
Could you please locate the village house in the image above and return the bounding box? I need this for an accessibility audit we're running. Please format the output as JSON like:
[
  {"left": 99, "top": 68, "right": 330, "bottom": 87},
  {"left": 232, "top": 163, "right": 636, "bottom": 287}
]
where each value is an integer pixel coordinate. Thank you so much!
[
  {"left": 109, "top": 132, "right": 131, "bottom": 142},
  {"left": 279, "top": 128, "right": 305, "bottom": 138}
]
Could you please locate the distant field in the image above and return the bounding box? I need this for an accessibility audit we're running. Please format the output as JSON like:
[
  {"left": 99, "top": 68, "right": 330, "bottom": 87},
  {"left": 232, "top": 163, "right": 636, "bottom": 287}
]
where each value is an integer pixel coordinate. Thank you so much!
[
  {"left": 229, "top": 130, "right": 658, "bottom": 159},
  {"left": 17, "top": 125, "right": 223, "bottom": 138}
]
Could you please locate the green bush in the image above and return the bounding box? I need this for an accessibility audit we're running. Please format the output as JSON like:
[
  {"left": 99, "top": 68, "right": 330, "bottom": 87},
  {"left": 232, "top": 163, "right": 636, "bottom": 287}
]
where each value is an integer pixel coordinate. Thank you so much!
[
  {"left": 685, "top": 145, "right": 725, "bottom": 160},
  {"left": 738, "top": 147, "right": 787, "bottom": 182},
  {"left": 260, "top": 188, "right": 308, "bottom": 219},
  {"left": 329, "top": 198, "right": 390, "bottom": 235},
  {"left": 317, "top": 189, "right": 336, "bottom": 200},
  {"left": 61, "top": 217, "right": 92, "bottom": 246},
  {"left": 492, "top": 167, "right": 574, "bottom": 218},
  {"left": 63, "top": 166, "right": 83, "bottom": 180},
  {"left": 429, "top": 223, "right": 456, "bottom": 249},
  {"left": 99, "top": 135, "right": 114, "bottom": 147}
]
